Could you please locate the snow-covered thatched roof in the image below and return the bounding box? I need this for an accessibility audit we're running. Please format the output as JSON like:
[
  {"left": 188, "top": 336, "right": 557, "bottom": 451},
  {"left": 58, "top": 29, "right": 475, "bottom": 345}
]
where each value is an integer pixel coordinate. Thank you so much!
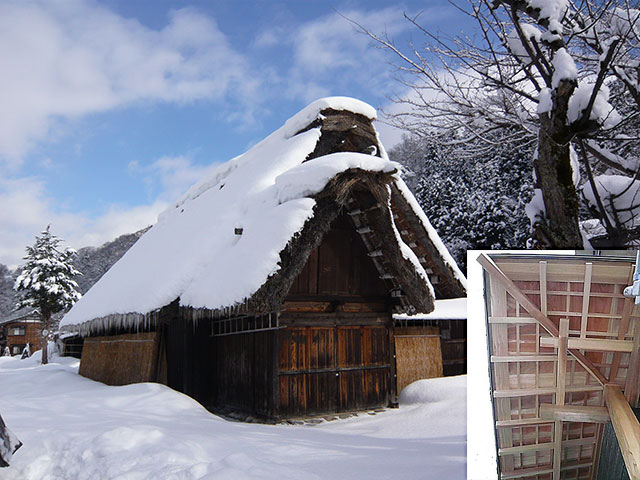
[
  {"left": 0, "top": 309, "right": 40, "bottom": 326},
  {"left": 61, "top": 97, "right": 466, "bottom": 335}
]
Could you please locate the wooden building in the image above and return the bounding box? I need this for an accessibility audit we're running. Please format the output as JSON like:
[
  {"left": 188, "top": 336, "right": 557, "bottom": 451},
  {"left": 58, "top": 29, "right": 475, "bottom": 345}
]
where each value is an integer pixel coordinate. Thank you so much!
[
  {"left": 479, "top": 253, "right": 640, "bottom": 480},
  {"left": 61, "top": 98, "right": 466, "bottom": 419},
  {"left": 0, "top": 310, "right": 42, "bottom": 356},
  {"left": 394, "top": 297, "right": 467, "bottom": 389}
]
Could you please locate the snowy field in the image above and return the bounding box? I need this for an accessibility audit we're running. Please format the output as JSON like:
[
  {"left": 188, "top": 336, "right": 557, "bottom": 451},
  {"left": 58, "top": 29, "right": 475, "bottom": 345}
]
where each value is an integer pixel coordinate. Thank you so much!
[{"left": 0, "top": 352, "right": 466, "bottom": 479}]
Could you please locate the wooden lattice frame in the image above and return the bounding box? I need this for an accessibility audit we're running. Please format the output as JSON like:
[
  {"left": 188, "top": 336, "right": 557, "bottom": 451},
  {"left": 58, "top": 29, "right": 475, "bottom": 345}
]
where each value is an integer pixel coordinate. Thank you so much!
[{"left": 480, "top": 254, "right": 640, "bottom": 480}]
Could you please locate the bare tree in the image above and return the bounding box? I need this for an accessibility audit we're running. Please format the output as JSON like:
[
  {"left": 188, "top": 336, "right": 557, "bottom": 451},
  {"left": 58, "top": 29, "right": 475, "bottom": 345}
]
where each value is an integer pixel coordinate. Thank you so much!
[{"left": 354, "top": 0, "right": 640, "bottom": 248}]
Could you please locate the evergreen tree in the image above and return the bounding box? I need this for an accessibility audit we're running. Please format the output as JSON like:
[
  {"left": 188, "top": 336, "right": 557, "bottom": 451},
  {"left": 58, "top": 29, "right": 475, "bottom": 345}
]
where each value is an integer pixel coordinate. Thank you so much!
[
  {"left": 391, "top": 128, "right": 533, "bottom": 272},
  {"left": 14, "top": 226, "right": 81, "bottom": 365}
]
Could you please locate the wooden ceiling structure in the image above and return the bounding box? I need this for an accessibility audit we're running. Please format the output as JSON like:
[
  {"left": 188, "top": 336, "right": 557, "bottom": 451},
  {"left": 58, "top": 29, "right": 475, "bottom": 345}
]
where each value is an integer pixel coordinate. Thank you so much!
[{"left": 479, "top": 253, "right": 640, "bottom": 480}]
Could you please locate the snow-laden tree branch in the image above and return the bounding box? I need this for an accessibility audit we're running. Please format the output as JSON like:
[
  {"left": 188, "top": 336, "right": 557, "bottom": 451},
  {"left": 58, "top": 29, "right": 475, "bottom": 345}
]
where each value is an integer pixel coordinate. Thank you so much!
[{"left": 354, "top": 0, "right": 640, "bottom": 248}]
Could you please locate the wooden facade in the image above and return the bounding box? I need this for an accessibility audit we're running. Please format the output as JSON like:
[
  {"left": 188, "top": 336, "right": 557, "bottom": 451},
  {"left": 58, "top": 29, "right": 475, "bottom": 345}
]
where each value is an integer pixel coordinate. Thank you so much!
[
  {"left": 79, "top": 209, "right": 462, "bottom": 418},
  {"left": 73, "top": 105, "right": 466, "bottom": 420},
  {"left": 0, "top": 312, "right": 42, "bottom": 356},
  {"left": 480, "top": 253, "right": 640, "bottom": 480}
]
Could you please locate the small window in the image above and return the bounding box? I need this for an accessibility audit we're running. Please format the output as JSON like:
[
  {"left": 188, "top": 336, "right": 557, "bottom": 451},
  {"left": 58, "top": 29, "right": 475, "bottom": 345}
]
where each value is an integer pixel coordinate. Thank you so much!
[
  {"left": 9, "top": 326, "right": 26, "bottom": 336},
  {"left": 11, "top": 344, "right": 24, "bottom": 355}
]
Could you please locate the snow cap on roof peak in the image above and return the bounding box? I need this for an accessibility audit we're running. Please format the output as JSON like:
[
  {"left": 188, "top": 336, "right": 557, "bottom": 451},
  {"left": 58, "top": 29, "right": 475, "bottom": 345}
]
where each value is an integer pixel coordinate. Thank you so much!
[{"left": 283, "top": 97, "right": 377, "bottom": 138}]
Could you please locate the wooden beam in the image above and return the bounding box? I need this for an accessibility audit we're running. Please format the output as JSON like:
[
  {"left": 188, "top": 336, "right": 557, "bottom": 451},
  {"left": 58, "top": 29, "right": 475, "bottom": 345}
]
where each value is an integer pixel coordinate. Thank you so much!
[
  {"left": 500, "top": 461, "right": 595, "bottom": 479},
  {"left": 489, "top": 276, "right": 514, "bottom": 472},
  {"left": 557, "top": 318, "right": 569, "bottom": 407},
  {"left": 488, "top": 316, "right": 537, "bottom": 324},
  {"left": 540, "top": 261, "right": 547, "bottom": 315},
  {"left": 580, "top": 263, "right": 593, "bottom": 338},
  {"left": 539, "top": 404, "right": 610, "bottom": 423},
  {"left": 493, "top": 385, "right": 603, "bottom": 397},
  {"left": 540, "top": 337, "right": 634, "bottom": 352},
  {"left": 491, "top": 355, "right": 557, "bottom": 363},
  {"left": 478, "top": 254, "right": 608, "bottom": 385},
  {"left": 498, "top": 442, "right": 554, "bottom": 456},
  {"left": 496, "top": 417, "right": 554, "bottom": 427},
  {"left": 479, "top": 254, "right": 557, "bottom": 335},
  {"left": 604, "top": 384, "right": 640, "bottom": 480},
  {"left": 553, "top": 318, "right": 569, "bottom": 480},
  {"left": 498, "top": 436, "right": 597, "bottom": 456},
  {"left": 611, "top": 290, "right": 634, "bottom": 384},
  {"left": 625, "top": 318, "right": 640, "bottom": 407}
]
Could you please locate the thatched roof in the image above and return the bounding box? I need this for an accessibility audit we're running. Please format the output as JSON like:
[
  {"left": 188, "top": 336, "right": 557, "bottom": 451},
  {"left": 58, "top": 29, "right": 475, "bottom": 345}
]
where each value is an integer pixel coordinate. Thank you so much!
[
  {"left": 0, "top": 309, "right": 40, "bottom": 326},
  {"left": 61, "top": 97, "right": 466, "bottom": 335}
]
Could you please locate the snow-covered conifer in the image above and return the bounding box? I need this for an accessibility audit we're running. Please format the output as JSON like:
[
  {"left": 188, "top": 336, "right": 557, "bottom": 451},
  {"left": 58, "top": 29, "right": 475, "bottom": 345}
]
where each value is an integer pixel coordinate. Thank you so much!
[{"left": 14, "top": 226, "right": 81, "bottom": 365}]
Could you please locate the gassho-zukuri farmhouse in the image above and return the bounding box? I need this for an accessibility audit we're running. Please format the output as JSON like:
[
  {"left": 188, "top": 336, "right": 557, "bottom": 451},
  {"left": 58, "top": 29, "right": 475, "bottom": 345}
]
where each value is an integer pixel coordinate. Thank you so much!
[{"left": 60, "top": 97, "right": 467, "bottom": 420}]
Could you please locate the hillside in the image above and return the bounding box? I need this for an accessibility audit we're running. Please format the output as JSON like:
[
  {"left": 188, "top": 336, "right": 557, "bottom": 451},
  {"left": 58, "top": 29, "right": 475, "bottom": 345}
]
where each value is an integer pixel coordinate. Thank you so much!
[{"left": 0, "top": 228, "right": 148, "bottom": 319}]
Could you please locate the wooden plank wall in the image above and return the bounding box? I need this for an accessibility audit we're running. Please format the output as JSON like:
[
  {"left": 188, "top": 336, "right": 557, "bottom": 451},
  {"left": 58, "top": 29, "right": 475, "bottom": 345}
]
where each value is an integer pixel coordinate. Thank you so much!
[
  {"left": 278, "top": 325, "right": 391, "bottom": 416},
  {"left": 597, "top": 407, "right": 640, "bottom": 480},
  {"left": 79, "top": 332, "right": 160, "bottom": 385},
  {"left": 164, "top": 317, "right": 217, "bottom": 408},
  {"left": 288, "top": 213, "right": 389, "bottom": 298},
  {"left": 214, "top": 329, "right": 278, "bottom": 416}
]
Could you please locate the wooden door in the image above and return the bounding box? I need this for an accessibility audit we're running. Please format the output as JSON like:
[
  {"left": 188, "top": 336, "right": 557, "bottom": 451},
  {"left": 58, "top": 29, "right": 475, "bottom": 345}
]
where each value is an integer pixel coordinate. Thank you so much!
[{"left": 278, "top": 325, "right": 390, "bottom": 416}]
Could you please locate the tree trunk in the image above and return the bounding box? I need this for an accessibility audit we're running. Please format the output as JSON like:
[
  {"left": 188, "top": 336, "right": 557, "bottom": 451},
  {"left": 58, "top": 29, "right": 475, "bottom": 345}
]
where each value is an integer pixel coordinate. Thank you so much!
[
  {"left": 534, "top": 80, "right": 584, "bottom": 248},
  {"left": 41, "top": 311, "right": 50, "bottom": 365}
]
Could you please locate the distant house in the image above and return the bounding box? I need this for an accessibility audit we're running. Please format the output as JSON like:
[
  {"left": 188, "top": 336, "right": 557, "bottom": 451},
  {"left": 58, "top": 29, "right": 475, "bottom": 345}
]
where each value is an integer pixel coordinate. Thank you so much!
[
  {"left": 61, "top": 97, "right": 466, "bottom": 419},
  {"left": 1, "top": 310, "right": 41, "bottom": 356}
]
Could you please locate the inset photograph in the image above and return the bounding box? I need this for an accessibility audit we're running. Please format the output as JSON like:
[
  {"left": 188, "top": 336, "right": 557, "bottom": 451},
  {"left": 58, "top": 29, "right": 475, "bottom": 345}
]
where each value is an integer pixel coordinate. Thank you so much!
[{"left": 468, "top": 250, "right": 639, "bottom": 480}]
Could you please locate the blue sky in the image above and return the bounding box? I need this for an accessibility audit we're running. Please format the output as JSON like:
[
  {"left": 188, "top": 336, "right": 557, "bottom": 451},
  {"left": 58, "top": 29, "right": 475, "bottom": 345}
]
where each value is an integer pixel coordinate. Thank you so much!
[{"left": 0, "top": 0, "right": 475, "bottom": 267}]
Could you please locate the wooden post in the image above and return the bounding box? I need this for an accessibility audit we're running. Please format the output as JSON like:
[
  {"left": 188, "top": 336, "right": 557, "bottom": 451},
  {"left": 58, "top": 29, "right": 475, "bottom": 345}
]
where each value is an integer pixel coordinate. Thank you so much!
[
  {"left": 580, "top": 263, "right": 593, "bottom": 338},
  {"left": 604, "top": 384, "right": 640, "bottom": 480},
  {"left": 625, "top": 318, "right": 640, "bottom": 407},
  {"left": 553, "top": 318, "right": 569, "bottom": 480},
  {"left": 489, "top": 276, "right": 514, "bottom": 473}
]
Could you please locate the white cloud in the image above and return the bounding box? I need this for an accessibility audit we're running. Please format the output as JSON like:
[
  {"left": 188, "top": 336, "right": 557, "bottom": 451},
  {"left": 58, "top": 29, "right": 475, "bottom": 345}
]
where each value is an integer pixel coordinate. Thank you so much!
[
  {"left": 128, "top": 155, "right": 221, "bottom": 203},
  {"left": 292, "top": 9, "right": 406, "bottom": 73},
  {"left": 0, "top": 174, "right": 166, "bottom": 269},
  {"left": 0, "top": 152, "right": 224, "bottom": 267},
  {"left": 253, "top": 29, "right": 282, "bottom": 48},
  {"left": 280, "top": 8, "right": 415, "bottom": 102},
  {"left": 0, "top": 0, "right": 258, "bottom": 163}
]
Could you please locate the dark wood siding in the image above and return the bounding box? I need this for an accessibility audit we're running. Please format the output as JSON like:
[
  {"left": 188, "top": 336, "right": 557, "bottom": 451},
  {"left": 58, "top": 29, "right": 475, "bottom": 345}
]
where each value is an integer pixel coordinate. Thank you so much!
[
  {"left": 165, "top": 317, "right": 217, "bottom": 410},
  {"left": 213, "top": 329, "right": 278, "bottom": 417},
  {"left": 277, "top": 325, "right": 391, "bottom": 416},
  {"left": 288, "top": 213, "right": 388, "bottom": 299},
  {"left": 596, "top": 408, "right": 640, "bottom": 480}
]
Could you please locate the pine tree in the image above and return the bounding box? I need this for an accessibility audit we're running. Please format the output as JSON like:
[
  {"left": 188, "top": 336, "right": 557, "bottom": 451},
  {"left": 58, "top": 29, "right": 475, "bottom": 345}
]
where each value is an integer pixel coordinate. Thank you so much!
[
  {"left": 14, "top": 226, "right": 81, "bottom": 365},
  {"left": 391, "top": 129, "right": 533, "bottom": 272}
]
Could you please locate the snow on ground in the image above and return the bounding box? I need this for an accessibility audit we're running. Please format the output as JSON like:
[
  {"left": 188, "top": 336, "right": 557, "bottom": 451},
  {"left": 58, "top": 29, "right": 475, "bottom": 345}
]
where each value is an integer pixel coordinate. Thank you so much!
[{"left": 0, "top": 353, "right": 466, "bottom": 479}]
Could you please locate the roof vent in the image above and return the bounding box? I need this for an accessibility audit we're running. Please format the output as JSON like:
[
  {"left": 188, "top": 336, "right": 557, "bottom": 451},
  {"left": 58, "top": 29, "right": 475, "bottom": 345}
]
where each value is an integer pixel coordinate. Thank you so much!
[{"left": 234, "top": 228, "right": 243, "bottom": 235}]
